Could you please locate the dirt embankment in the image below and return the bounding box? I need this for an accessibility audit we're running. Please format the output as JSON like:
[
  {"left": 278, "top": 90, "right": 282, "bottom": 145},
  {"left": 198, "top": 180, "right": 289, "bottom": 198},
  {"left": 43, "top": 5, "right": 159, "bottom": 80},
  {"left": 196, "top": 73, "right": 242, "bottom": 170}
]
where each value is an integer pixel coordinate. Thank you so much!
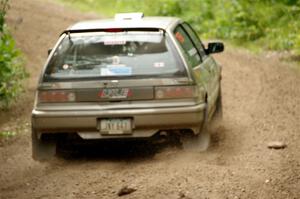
[{"left": 0, "top": 0, "right": 299, "bottom": 198}]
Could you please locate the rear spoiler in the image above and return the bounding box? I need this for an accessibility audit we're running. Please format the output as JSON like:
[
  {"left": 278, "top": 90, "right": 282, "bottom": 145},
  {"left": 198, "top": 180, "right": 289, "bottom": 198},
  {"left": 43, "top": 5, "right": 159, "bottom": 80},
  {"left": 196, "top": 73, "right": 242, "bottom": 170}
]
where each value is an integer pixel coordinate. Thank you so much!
[{"left": 60, "top": 28, "right": 165, "bottom": 36}]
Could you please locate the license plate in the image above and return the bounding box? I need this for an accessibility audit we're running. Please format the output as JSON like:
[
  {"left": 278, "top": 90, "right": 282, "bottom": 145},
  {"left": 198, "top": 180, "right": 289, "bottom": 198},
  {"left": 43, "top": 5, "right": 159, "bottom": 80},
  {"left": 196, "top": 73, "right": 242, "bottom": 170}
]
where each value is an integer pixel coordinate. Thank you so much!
[
  {"left": 99, "top": 119, "right": 132, "bottom": 135},
  {"left": 100, "top": 88, "right": 130, "bottom": 99}
]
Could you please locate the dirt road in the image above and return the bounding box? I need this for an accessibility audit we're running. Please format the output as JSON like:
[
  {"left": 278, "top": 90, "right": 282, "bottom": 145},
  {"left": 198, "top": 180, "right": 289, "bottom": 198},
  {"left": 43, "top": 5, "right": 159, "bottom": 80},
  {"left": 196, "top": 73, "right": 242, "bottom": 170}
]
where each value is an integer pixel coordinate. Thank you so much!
[{"left": 0, "top": 0, "right": 299, "bottom": 198}]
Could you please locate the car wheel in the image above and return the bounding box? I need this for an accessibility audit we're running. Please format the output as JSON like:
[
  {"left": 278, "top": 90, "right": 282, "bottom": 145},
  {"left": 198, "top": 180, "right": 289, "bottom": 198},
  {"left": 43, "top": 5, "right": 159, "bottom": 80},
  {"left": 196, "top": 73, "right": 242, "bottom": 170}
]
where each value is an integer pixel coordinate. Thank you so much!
[{"left": 32, "top": 130, "right": 56, "bottom": 161}]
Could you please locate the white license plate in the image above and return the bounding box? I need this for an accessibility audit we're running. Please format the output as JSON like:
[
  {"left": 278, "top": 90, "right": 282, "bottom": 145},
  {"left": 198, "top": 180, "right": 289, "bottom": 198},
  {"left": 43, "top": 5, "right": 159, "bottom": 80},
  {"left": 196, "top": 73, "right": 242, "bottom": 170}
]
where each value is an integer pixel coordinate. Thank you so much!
[{"left": 99, "top": 119, "right": 132, "bottom": 135}]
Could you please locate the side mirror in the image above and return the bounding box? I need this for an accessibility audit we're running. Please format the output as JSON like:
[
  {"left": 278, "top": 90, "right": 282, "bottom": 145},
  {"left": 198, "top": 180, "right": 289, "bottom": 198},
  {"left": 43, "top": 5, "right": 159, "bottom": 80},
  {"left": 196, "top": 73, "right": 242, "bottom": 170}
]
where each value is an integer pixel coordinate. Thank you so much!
[
  {"left": 47, "top": 48, "right": 52, "bottom": 56},
  {"left": 206, "top": 42, "right": 224, "bottom": 54}
]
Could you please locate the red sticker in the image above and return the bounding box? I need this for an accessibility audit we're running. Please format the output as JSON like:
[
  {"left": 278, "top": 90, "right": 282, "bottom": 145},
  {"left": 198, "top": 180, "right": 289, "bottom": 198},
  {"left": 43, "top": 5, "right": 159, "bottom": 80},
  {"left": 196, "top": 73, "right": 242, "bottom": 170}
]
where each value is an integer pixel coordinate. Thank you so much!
[{"left": 175, "top": 32, "right": 185, "bottom": 44}]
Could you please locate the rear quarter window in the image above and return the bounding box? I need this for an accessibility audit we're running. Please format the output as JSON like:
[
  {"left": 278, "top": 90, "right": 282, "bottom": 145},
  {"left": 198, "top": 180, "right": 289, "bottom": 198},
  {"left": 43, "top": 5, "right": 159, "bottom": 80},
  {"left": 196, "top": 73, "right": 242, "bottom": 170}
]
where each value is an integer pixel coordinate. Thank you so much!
[
  {"left": 181, "top": 23, "right": 206, "bottom": 59},
  {"left": 174, "top": 25, "right": 201, "bottom": 68}
]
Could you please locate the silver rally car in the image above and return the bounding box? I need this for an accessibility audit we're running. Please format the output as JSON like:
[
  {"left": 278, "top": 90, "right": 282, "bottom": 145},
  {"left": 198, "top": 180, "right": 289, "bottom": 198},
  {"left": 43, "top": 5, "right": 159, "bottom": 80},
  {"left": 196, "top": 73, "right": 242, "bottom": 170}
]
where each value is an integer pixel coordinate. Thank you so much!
[{"left": 31, "top": 13, "right": 224, "bottom": 160}]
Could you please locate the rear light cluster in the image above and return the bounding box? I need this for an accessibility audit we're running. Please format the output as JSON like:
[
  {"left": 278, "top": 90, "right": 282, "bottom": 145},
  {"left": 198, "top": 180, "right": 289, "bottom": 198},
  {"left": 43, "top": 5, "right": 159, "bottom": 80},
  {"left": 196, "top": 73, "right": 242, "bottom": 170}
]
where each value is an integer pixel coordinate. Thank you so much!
[
  {"left": 105, "top": 28, "right": 123, "bottom": 32},
  {"left": 38, "top": 90, "right": 76, "bottom": 103},
  {"left": 155, "top": 86, "right": 198, "bottom": 99}
]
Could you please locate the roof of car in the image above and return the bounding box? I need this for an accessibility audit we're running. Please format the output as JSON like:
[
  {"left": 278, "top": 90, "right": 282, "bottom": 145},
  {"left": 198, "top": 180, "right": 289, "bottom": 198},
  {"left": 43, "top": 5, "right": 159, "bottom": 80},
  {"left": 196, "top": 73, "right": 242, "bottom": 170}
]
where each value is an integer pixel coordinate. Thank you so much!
[{"left": 65, "top": 16, "right": 182, "bottom": 33}]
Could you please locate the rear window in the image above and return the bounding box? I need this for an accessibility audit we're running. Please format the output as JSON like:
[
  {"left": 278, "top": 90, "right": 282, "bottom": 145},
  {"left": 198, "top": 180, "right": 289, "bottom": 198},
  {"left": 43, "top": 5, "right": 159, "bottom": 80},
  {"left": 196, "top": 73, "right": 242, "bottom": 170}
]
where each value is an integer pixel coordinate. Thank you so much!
[{"left": 44, "top": 30, "right": 186, "bottom": 81}]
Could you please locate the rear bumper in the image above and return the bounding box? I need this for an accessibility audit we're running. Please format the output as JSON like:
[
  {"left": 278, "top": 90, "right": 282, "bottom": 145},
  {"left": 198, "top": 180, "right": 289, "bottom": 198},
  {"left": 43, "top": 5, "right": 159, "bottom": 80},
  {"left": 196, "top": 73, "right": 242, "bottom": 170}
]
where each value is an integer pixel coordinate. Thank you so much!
[{"left": 32, "top": 103, "right": 206, "bottom": 138}]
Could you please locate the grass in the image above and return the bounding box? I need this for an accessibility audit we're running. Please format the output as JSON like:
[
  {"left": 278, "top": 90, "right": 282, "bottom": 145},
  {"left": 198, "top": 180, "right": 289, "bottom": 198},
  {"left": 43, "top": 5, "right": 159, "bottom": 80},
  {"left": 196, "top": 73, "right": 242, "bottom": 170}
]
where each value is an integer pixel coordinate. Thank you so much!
[
  {"left": 57, "top": 0, "right": 117, "bottom": 17},
  {"left": 0, "top": 131, "right": 16, "bottom": 138}
]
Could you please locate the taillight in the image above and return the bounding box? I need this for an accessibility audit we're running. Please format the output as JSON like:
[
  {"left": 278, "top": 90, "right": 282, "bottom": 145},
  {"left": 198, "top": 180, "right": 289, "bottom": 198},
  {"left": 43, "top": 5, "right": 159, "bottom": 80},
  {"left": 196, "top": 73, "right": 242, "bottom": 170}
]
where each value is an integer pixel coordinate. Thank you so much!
[
  {"left": 155, "top": 86, "right": 198, "bottom": 99},
  {"left": 38, "top": 90, "right": 76, "bottom": 103},
  {"left": 105, "top": 28, "right": 123, "bottom": 32}
]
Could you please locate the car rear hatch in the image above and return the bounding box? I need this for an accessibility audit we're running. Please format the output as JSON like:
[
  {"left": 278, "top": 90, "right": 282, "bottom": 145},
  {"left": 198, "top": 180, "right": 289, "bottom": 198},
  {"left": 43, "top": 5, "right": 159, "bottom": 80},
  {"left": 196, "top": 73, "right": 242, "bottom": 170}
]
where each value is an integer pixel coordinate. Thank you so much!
[{"left": 38, "top": 28, "right": 199, "bottom": 108}]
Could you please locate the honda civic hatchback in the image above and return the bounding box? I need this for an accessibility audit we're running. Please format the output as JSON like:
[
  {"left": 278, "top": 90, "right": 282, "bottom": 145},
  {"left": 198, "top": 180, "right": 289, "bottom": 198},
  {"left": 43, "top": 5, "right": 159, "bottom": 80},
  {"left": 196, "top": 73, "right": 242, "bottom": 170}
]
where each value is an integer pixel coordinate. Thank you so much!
[{"left": 31, "top": 13, "right": 224, "bottom": 160}]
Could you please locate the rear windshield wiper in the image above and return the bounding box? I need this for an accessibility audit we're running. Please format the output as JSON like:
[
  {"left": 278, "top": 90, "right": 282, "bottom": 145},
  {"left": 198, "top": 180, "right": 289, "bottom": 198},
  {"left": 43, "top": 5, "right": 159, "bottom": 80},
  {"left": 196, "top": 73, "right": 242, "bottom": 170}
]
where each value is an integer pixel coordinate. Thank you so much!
[{"left": 73, "top": 61, "right": 102, "bottom": 69}]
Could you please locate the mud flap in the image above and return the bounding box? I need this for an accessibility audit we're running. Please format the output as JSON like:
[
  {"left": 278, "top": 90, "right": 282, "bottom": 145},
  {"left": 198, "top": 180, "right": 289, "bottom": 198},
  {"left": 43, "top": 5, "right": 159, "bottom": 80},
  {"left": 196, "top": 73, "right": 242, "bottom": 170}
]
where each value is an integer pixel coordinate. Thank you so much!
[
  {"left": 181, "top": 129, "right": 210, "bottom": 152},
  {"left": 32, "top": 130, "right": 56, "bottom": 161},
  {"left": 181, "top": 105, "right": 211, "bottom": 152}
]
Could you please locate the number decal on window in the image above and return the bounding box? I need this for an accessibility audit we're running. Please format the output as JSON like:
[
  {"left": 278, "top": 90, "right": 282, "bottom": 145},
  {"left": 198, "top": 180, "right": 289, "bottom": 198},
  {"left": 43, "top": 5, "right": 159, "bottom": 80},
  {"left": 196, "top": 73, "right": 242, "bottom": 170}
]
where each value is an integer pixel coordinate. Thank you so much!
[{"left": 175, "top": 32, "right": 185, "bottom": 44}]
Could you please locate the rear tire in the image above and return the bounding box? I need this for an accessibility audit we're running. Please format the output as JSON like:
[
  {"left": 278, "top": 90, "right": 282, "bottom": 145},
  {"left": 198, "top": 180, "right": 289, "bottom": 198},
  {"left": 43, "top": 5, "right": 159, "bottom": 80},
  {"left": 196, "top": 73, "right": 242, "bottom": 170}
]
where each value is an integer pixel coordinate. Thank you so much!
[{"left": 32, "top": 131, "right": 56, "bottom": 162}]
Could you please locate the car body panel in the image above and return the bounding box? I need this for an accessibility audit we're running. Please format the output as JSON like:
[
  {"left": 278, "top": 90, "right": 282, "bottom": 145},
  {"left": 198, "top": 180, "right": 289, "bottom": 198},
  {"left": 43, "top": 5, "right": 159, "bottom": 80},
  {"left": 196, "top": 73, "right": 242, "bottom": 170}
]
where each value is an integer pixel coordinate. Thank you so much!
[
  {"left": 32, "top": 103, "right": 205, "bottom": 138},
  {"left": 193, "top": 56, "right": 221, "bottom": 120}
]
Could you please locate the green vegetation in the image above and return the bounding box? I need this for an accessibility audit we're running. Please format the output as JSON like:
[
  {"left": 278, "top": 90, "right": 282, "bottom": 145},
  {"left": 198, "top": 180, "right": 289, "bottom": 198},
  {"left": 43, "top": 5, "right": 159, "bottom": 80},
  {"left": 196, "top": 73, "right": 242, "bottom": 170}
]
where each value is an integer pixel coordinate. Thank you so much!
[
  {"left": 0, "top": 0, "right": 27, "bottom": 108},
  {"left": 59, "top": 0, "right": 300, "bottom": 55},
  {"left": 0, "top": 130, "right": 16, "bottom": 138}
]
